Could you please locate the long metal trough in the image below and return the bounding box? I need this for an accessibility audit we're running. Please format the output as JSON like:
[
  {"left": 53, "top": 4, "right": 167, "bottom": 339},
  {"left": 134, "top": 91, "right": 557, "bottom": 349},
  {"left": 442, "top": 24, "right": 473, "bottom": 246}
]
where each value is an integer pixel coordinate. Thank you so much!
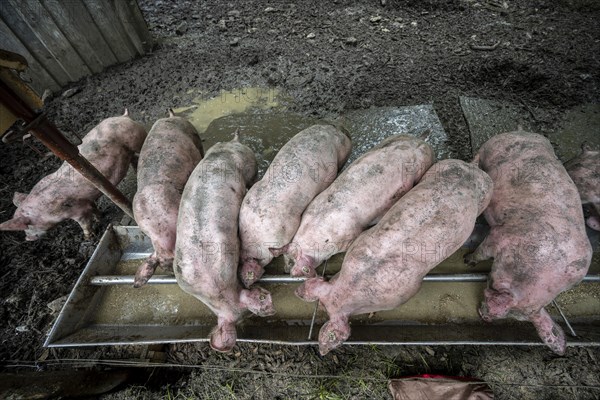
[{"left": 45, "top": 225, "right": 600, "bottom": 348}]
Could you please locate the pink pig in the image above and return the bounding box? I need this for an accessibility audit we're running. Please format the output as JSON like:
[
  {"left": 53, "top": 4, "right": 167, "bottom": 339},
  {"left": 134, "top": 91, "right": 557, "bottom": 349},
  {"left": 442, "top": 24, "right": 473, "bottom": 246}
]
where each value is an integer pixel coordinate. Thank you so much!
[
  {"left": 0, "top": 110, "right": 147, "bottom": 240},
  {"left": 467, "top": 130, "right": 592, "bottom": 355},
  {"left": 132, "top": 110, "right": 204, "bottom": 288},
  {"left": 297, "top": 159, "right": 493, "bottom": 355},
  {"left": 174, "top": 133, "right": 274, "bottom": 352},
  {"left": 270, "top": 134, "right": 434, "bottom": 278},
  {"left": 238, "top": 125, "right": 352, "bottom": 288}
]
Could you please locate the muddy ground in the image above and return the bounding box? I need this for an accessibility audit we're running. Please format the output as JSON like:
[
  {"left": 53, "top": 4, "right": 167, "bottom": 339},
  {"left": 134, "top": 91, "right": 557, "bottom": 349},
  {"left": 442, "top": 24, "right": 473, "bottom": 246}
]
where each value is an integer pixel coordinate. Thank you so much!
[{"left": 1, "top": 0, "right": 600, "bottom": 399}]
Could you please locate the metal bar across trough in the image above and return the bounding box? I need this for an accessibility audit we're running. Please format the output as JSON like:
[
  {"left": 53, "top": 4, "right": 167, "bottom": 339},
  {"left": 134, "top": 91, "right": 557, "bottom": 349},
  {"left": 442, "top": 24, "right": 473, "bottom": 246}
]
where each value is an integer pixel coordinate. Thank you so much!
[{"left": 89, "top": 273, "right": 600, "bottom": 286}]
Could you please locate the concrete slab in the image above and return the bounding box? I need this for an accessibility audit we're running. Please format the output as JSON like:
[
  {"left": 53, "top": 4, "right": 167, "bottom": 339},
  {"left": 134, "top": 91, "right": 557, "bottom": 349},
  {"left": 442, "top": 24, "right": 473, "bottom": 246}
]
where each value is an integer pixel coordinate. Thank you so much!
[
  {"left": 460, "top": 96, "right": 536, "bottom": 156},
  {"left": 341, "top": 105, "right": 450, "bottom": 163},
  {"left": 548, "top": 103, "right": 600, "bottom": 161}
]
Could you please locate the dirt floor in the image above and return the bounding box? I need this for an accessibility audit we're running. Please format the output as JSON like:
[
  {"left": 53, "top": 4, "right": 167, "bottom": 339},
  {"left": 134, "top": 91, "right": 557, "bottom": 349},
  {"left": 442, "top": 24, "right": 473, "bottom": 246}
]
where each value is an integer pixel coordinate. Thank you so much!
[{"left": 1, "top": 0, "right": 600, "bottom": 399}]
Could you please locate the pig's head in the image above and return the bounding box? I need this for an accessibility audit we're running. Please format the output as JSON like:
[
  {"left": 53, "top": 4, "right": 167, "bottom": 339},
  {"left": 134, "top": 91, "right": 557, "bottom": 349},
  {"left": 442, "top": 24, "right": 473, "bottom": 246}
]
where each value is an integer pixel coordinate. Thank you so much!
[
  {"left": 318, "top": 318, "right": 351, "bottom": 356},
  {"left": 288, "top": 252, "right": 317, "bottom": 278},
  {"left": 269, "top": 244, "right": 317, "bottom": 277},
  {"left": 0, "top": 192, "right": 56, "bottom": 241},
  {"left": 479, "top": 287, "right": 514, "bottom": 322},
  {"left": 240, "top": 287, "right": 275, "bottom": 317},
  {"left": 209, "top": 319, "right": 237, "bottom": 352}
]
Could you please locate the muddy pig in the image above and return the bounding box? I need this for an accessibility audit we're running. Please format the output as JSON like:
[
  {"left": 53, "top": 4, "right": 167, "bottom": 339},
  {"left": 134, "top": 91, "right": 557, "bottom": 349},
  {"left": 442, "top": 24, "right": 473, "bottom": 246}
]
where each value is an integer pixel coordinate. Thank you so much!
[
  {"left": 466, "top": 130, "right": 592, "bottom": 355},
  {"left": 270, "top": 134, "right": 434, "bottom": 278},
  {"left": 174, "top": 132, "right": 275, "bottom": 352},
  {"left": 238, "top": 125, "right": 352, "bottom": 287},
  {"left": 0, "top": 110, "right": 147, "bottom": 240},
  {"left": 132, "top": 110, "right": 204, "bottom": 288},
  {"left": 564, "top": 143, "right": 600, "bottom": 231},
  {"left": 296, "top": 159, "right": 493, "bottom": 355}
]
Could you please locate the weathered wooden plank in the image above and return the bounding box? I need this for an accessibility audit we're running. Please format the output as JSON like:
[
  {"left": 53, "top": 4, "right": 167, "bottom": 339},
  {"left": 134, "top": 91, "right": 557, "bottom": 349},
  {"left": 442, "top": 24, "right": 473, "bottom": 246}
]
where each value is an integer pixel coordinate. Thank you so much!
[
  {"left": 114, "top": 0, "right": 145, "bottom": 56},
  {"left": 123, "top": 0, "right": 154, "bottom": 53},
  {"left": 41, "top": 0, "right": 117, "bottom": 73},
  {"left": 82, "top": 0, "right": 137, "bottom": 63},
  {"left": 10, "top": 0, "right": 91, "bottom": 82},
  {"left": 0, "top": 17, "right": 60, "bottom": 93},
  {"left": 0, "top": 0, "right": 70, "bottom": 86}
]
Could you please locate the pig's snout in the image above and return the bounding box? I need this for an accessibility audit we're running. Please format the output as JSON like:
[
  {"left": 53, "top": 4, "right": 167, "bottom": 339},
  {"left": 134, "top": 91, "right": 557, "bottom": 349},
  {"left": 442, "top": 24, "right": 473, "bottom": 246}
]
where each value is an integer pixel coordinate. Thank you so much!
[
  {"left": 25, "top": 227, "right": 47, "bottom": 241},
  {"left": 290, "top": 263, "right": 316, "bottom": 278},
  {"left": 243, "top": 287, "right": 275, "bottom": 317},
  {"left": 318, "top": 319, "right": 351, "bottom": 356},
  {"left": 240, "top": 259, "right": 264, "bottom": 288},
  {"left": 586, "top": 215, "right": 600, "bottom": 231},
  {"left": 209, "top": 322, "right": 237, "bottom": 353}
]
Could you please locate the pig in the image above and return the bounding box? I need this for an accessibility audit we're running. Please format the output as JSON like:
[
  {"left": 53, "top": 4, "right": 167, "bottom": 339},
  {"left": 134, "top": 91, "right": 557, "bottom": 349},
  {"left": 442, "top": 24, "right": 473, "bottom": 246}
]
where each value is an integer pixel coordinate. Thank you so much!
[
  {"left": 270, "top": 134, "right": 435, "bottom": 278},
  {"left": 238, "top": 125, "right": 352, "bottom": 288},
  {"left": 296, "top": 159, "right": 493, "bottom": 355},
  {"left": 466, "top": 130, "right": 592, "bottom": 355},
  {"left": 564, "top": 143, "right": 600, "bottom": 231},
  {"left": 0, "top": 110, "right": 147, "bottom": 241},
  {"left": 174, "top": 132, "right": 275, "bottom": 352},
  {"left": 132, "top": 110, "right": 204, "bottom": 288}
]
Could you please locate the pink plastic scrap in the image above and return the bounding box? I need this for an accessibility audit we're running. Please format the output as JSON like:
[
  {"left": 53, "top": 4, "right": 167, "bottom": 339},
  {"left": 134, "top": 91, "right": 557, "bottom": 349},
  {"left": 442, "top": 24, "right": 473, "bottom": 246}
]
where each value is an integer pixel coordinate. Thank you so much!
[{"left": 388, "top": 374, "right": 494, "bottom": 400}]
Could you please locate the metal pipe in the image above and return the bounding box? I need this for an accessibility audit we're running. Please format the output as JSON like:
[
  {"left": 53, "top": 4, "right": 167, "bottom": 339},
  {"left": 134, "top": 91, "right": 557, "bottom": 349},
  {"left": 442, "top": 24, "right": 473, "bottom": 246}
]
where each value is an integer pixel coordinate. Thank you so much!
[
  {"left": 89, "top": 273, "right": 600, "bottom": 286},
  {"left": 0, "top": 80, "right": 134, "bottom": 218},
  {"left": 553, "top": 300, "right": 577, "bottom": 337},
  {"left": 308, "top": 260, "right": 328, "bottom": 340}
]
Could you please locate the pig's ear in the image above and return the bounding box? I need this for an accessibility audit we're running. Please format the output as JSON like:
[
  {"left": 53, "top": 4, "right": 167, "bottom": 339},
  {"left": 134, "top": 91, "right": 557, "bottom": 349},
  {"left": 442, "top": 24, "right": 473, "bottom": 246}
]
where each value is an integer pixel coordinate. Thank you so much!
[
  {"left": 12, "top": 192, "right": 28, "bottom": 207},
  {"left": 0, "top": 217, "right": 30, "bottom": 231}
]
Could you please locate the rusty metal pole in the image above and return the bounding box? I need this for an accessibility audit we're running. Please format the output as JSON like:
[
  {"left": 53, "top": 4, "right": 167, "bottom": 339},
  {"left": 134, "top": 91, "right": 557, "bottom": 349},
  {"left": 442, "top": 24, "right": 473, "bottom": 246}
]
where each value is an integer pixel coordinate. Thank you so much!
[{"left": 0, "top": 80, "right": 134, "bottom": 218}]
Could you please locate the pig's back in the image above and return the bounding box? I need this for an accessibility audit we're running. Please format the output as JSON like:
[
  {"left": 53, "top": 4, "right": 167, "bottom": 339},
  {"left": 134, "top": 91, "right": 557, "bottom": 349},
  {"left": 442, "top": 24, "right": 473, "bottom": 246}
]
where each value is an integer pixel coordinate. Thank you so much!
[
  {"left": 240, "top": 125, "right": 350, "bottom": 243},
  {"left": 478, "top": 132, "right": 590, "bottom": 262},
  {"left": 340, "top": 161, "right": 488, "bottom": 292},
  {"left": 137, "top": 119, "right": 203, "bottom": 189},
  {"left": 176, "top": 144, "right": 252, "bottom": 275},
  {"left": 296, "top": 136, "right": 433, "bottom": 245}
]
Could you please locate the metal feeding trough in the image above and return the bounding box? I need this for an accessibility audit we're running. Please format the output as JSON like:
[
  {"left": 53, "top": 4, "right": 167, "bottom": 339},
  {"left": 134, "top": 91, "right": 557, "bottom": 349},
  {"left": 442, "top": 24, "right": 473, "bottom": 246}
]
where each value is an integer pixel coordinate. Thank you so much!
[{"left": 45, "top": 225, "right": 600, "bottom": 348}]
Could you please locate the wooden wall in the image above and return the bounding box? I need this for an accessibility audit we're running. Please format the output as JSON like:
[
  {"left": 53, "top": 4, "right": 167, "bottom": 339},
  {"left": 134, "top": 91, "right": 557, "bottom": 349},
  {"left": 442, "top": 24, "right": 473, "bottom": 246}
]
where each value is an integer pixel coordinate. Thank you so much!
[{"left": 0, "top": 0, "right": 153, "bottom": 94}]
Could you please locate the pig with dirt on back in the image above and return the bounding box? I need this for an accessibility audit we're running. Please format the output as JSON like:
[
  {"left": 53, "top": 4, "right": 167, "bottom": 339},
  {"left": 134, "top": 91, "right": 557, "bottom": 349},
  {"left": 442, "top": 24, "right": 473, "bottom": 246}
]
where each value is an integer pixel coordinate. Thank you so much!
[
  {"left": 296, "top": 159, "right": 493, "bottom": 355},
  {"left": 270, "top": 133, "right": 434, "bottom": 278},
  {"left": 174, "top": 132, "right": 274, "bottom": 352},
  {"left": 564, "top": 143, "right": 600, "bottom": 231},
  {"left": 238, "top": 125, "right": 352, "bottom": 287},
  {"left": 0, "top": 110, "right": 147, "bottom": 240},
  {"left": 466, "top": 130, "right": 592, "bottom": 355},
  {"left": 132, "top": 110, "right": 204, "bottom": 288}
]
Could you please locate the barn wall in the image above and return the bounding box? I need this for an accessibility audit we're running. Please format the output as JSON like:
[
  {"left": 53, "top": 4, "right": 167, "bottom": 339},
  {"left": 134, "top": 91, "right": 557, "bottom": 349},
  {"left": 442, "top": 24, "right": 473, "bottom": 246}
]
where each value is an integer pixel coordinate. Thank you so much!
[{"left": 0, "top": 0, "right": 153, "bottom": 95}]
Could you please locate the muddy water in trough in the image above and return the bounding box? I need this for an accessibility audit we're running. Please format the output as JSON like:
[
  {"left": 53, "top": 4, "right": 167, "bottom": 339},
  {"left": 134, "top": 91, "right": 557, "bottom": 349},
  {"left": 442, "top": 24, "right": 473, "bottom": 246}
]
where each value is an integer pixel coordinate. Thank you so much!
[{"left": 92, "top": 253, "right": 600, "bottom": 330}]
